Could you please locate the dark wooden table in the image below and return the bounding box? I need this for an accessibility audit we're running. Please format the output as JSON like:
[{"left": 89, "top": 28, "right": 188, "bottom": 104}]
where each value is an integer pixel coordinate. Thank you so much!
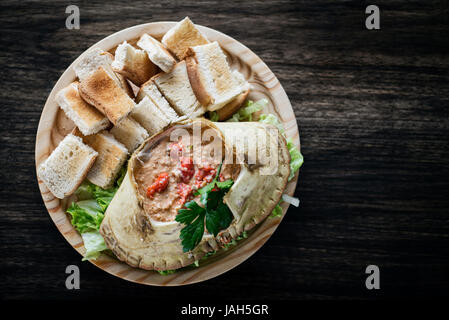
[{"left": 1, "top": 0, "right": 448, "bottom": 300}]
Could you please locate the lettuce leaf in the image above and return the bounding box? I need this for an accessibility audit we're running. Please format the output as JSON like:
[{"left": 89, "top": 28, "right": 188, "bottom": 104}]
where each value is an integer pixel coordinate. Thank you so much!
[
  {"left": 226, "top": 99, "right": 268, "bottom": 122},
  {"left": 74, "top": 181, "right": 94, "bottom": 200},
  {"left": 67, "top": 201, "right": 104, "bottom": 233},
  {"left": 287, "top": 138, "right": 304, "bottom": 181},
  {"left": 209, "top": 111, "right": 219, "bottom": 122},
  {"left": 81, "top": 231, "right": 108, "bottom": 261},
  {"left": 68, "top": 164, "right": 127, "bottom": 260},
  {"left": 270, "top": 203, "right": 283, "bottom": 218}
]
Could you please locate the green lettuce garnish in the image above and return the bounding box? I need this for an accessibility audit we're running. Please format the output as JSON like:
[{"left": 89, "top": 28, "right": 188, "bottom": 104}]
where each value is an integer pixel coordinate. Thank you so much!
[
  {"left": 287, "top": 138, "right": 304, "bottom": 181},
  {"left": 227, "top": 99, "right": 268, "bottom": 122},
  {"left": 67, "top": 200, "right": 104, "bottom": 233},
  {"left": 209, "top": 111, "right": 219, "bottom": 122},
  {"left": 270, "top": 203, "right": 283, "bottom": 218},
  {"left": 67, "top": 165, "right": 127, "bottom": 260},
  {"left": 81, "top": 231, "right": 108, "bottom": 261}
]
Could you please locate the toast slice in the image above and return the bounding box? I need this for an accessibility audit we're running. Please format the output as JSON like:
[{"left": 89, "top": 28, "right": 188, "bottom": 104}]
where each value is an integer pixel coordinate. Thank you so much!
[
  {"left": 130, "top": 96, "right": 171, "bottom": 135},
  {"left": 186, "top": 41, "right": 249, "bottom": 111},
  {"left": 162, "top": 17, "right": 209, "bottom": 60},
  {"left": 75, "top": 130, "right": 128, "bottom": 189},
  {"left": 110, "top": 117, "right": 149, "bottom": 152},
  {"left": 37, "top": 134, "right": 98, "bottom": 199},
  {"left": 112, "top": 41, "right": 157, "bottom": 86},
  {"left": 55, "top": 82, "right": 110, "bottom": 135},
  {"left": 78, "top": 66, "right": 136, "bottom": 125},
  {"left": 74, "top": 48, "right": 133, "bottom": 97},
  {"left": 137, "top": 34, "right": 176, "bottom": 73},
  {"left": 153, "top": 61, "right": 205, "bottom": 118},
  {"left": 136, "top": 80, "right": 179, "bottom": 122}
]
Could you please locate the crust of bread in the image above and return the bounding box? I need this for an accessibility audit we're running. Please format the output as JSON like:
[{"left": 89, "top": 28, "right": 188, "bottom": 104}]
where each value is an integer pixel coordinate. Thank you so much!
[
  {"left": 112, "top": 41, "right": 157, "bottom": 86},
  {"left": 215, "top": 88, "right": 250, "bottom": 121},
  {"left": 185, "top": 54, "right": 212, "bottom": 106},
  {"left": 79, "top": 67, "right": 135, "bottom": 125}
]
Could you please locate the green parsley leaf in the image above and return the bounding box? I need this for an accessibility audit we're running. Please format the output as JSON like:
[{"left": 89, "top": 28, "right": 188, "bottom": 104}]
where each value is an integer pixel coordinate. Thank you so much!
[
  {"left": 176, "top": 201, "right": 204, "bottom": 225},
  {"left": 179, "top": 212, "right": 205, "bottom": 252},
  {"left": 176, "top": 162, "right": 235, "bottom": 252},
  {"left": 206, "top": 202, "right": 233, "bottom": 236},
  {"left": 215, "top": 179, "right": 233, "bottom": 191}
]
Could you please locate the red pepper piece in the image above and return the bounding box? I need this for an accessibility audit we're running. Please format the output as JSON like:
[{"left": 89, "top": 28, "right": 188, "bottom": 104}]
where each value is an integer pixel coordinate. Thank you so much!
[
  {"left": 146, "top": 172, "right": 169, "bottom": 198},
  {"left": 180, "top": 157, "right": 194, "bottom": 183}
]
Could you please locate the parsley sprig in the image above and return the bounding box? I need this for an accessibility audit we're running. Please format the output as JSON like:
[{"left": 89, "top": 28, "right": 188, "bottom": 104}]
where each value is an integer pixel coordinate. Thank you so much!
[{"left": 175, "top": 164, "right": 234, "bottom": 252}]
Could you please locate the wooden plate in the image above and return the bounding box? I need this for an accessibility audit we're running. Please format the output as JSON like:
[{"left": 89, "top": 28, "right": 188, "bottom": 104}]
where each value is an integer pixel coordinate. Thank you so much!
[{"left": 35, "top": 22, "right": 300, "bottom": 286}]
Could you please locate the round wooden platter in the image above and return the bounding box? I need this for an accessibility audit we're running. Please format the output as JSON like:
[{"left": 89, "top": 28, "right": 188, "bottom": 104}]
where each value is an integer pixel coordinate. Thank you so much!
[{"left": 35, "top": 22, "right": 301, "bottom": 286}]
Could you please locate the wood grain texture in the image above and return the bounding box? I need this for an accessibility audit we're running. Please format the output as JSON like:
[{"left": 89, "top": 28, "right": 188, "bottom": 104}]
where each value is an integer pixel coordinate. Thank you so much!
[{"left": 1, "top": 0, "right": 449, "bottom": 299}]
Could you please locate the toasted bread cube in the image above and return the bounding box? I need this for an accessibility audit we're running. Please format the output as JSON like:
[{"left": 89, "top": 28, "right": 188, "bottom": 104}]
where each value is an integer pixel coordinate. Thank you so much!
[
  {"left": 112, "top": 41, "right": 158, "bottom": 86},
  {"left": 37, "top": 134, "right": 98, "bottom": 199},
  {"left": 74, "top": 48, "right": 134, "bottom": 97},
  {"left": 186, "top": 42, "right": 249, "bottom": 111},
  {"left": 137, "top": 34, "right": 176, "bottom": 73},
  {"left": 130, "top": 96, "right": 171, "bottom": 135},
  {"left": 153, "top": 61, "right": 205, "bottom": 118},
  {"left": 110, "top": 117, "right": 149, "bottom": 152},
  {"left": 78, "top": 66, "right": 136, "bottom": 125},
  {"left": 55, "top": 82, "right": 110, "bottom": 135},
  {"left": 136, "top": 80, "right": 179, "bottom": 122},
  {"left": 77, "top": 131, "right": 128, "bottom": 189},
  {"left": 162, "top": 17, "right": 209, "bottom": 60}
]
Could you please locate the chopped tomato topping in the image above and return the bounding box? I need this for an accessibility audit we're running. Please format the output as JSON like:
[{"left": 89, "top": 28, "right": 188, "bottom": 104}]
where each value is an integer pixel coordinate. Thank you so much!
[
  {"left": 180, "top": 157, "right": 194, "bottom": 183},
  {"left": 194, "top": 166, "right": 216, "bottom": 188},
  {"left": 177, "top": 183, "right": 193, "bottom": 205},
  {"left": 146, "top": 172, "right": 169, "bottom": 198}
]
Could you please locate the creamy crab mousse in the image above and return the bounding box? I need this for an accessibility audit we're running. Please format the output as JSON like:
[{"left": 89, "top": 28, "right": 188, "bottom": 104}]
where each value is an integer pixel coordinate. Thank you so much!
[{"left": 133, "top": 124, "right": 240, "bottom": 222}]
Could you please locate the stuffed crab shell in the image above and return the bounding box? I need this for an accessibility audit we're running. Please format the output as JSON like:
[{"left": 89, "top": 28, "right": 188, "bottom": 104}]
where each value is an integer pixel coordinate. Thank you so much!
[{"left": 100, "top": 119, "right": 290, "bottom": 270}]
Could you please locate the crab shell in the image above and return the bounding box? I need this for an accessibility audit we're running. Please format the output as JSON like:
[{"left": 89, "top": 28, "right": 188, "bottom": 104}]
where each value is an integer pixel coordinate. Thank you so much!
[{"left": 99, "top": 119, "right": 290, "bottom": 271}]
